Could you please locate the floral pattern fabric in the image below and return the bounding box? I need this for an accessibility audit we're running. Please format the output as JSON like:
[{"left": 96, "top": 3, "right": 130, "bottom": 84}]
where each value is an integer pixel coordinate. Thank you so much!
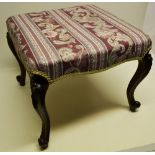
[{"left": 6, "top": 5, "right": 152, "bottom": 81}]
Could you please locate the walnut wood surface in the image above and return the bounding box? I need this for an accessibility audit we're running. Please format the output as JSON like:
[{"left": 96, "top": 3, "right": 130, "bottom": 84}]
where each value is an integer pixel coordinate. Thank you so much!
[
  {"left": 31, "top": 75, "right": 50, "bottom": 150},
  {"left": 127, "top": 53, "right": 152, "bottom": 112}
]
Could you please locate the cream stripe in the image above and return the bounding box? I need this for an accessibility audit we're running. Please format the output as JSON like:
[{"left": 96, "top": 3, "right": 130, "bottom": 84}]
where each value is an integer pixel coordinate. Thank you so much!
[
  {"left": 49, "top": 10, "right": 98, "bottom": 71},
  {"left": 85, "top": 5, "right": 142, "bottom": 55},
  {"left": 59, "top": 9, "right": 108, "bottom": 68},
  {"left": 11, "top": 17, "right": 39, "bottom": 69},
  {"left": 88, "top": 5, "right": 148, "bottom": 52},
  {"left": 25, "top": 14, "right": 63, "bottom": 78}
]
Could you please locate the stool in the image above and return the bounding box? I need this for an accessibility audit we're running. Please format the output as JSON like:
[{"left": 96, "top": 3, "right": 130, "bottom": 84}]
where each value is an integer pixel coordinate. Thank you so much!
[{"left": 6, "top": 5, "right": 153, "bottom": 150}]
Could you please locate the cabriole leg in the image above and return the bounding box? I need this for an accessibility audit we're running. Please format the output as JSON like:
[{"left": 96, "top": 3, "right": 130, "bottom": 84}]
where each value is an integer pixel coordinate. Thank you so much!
[
  {"left": 127, "top": 53, "right": 152, "bottom": 112},
  {"left": 30, "top": 75, "right": 50, "bottom": 150}
]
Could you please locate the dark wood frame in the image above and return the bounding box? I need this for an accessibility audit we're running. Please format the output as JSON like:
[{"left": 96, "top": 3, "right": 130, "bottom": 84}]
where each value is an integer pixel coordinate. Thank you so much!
[{"left": 6, "top": 32, "right": 153, "bottom": 150}]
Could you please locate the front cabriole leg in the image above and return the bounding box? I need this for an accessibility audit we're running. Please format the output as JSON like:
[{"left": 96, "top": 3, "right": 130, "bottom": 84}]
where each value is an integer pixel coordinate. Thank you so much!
[
  {"left": 127, "top": 52, "right": 153, "bottom": 112},
  {"left": 30, "top": 75, "right": 50, "bottom": 150},
  {"left": 6, "top": 32, "right": 26, "bottom": 86}
]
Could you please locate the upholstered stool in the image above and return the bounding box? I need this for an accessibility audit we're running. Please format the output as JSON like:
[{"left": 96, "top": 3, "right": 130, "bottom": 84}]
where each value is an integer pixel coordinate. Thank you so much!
[{"left": 6, "top": 5, "right": 153, "bottom": 150}]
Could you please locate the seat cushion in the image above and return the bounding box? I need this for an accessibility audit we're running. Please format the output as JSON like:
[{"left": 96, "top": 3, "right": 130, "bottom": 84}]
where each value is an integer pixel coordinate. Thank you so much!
[{"left": 6, "top": 5, "right": 152, "bottom": 82}]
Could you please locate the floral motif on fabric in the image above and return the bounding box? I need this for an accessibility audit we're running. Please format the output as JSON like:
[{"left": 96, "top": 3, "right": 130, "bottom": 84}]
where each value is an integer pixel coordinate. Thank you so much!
[
  {"left": 63, "top": 6, "right": 135, "bottom": 65},
  {"left": 6, "top": 5, "right": 151, "bottom": 81},
  {"left": 7, "top": 18, "right": 38, "bottom": 71},
  {"left": 28, "top": 11, "right": 87, "bottom": 73}
]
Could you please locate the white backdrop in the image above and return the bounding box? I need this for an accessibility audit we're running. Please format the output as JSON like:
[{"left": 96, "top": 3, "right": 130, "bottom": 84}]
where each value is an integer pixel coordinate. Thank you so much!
[{"left": 143, "top": 3, "right": 155, "bottom": 54}]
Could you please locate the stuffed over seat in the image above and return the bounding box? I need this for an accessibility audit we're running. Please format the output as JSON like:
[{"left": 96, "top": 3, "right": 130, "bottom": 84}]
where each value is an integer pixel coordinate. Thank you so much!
[
  {"left": 6, "top": 5, "right": 152, "bottom": 82},
  {"left": 6, "top": 5, "right": 153, "bottom": 150}
]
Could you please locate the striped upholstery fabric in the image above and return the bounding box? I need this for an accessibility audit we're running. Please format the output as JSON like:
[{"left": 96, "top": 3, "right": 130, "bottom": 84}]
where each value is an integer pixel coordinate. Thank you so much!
[{"left": 6, "top": 5, "right": 152, "bottom": 82}]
